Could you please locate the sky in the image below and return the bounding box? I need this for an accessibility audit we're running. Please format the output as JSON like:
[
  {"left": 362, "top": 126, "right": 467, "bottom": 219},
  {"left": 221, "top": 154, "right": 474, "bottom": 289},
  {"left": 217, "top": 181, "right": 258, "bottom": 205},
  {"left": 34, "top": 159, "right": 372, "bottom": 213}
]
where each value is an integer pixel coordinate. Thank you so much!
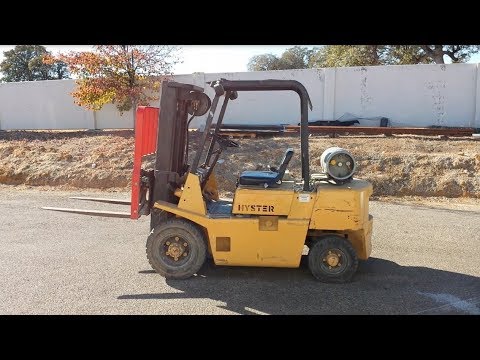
[{"left": 0, "top": 45, "right": 479, "bottom": 74}]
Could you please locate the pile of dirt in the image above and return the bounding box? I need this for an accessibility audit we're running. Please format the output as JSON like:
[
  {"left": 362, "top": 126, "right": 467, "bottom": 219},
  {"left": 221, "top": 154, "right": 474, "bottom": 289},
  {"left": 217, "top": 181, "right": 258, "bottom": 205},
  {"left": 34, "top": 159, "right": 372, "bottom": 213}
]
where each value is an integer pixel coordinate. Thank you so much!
[
  {"left": 0, "top": 130, "right": 479, "bottom": 198},
  {"left": 0, "top": 130, "right": 133, "bottom": 189}
]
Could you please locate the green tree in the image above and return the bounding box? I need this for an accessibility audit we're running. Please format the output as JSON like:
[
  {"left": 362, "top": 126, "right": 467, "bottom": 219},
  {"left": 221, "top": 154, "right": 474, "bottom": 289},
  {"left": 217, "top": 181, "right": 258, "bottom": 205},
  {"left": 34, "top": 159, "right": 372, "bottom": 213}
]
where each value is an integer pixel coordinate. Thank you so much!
[
  {"left": 0, "top": 45, "right": 70, "bottom": 82},
  {"left": 247, "top": 53, "right": 283, "bottom": 71},
  {"left": 279, "top": 46, "right": 315, "bottom": 69},
  {"left": 310, "top": 45, "right": 480, "bottom": 67},
  {"left": 417, "top": 45, "right": 480, "bottom": 64},
  {"left": 384, "top": 46, "right": 432, "bottom": 65},
  {"left": 309, "top": 45, "right": 387, "bottom": 68},
  {"left": 247, "top": 46, "right": 317, "bottom": 71},
  {"left": 249, "top": 45, "right": 480, "bottom": 70}
]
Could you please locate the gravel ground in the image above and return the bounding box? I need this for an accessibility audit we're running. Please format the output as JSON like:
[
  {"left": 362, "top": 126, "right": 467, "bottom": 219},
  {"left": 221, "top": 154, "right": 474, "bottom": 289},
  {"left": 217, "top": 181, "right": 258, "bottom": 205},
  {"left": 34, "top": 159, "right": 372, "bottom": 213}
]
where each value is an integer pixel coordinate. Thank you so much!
[
  {"left": 1, "top": 130, "right": 479, "bottom": 198},
  {"left": 0, "top": 187, "right": 479, "bottom": 315}
]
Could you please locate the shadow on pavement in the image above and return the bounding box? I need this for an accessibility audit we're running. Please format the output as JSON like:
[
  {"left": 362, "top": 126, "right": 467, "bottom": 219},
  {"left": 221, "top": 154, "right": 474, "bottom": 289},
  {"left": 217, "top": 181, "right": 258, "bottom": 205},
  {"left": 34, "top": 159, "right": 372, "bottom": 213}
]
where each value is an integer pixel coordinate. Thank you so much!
[{"left": 118, "top": 257, "right": 480, "bottom": 315}]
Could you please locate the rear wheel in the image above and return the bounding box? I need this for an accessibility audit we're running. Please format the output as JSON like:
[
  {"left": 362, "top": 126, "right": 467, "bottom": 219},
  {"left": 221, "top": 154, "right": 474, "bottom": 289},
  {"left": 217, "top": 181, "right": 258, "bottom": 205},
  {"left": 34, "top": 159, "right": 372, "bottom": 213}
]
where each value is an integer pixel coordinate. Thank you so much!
[
  {"left": 146, "top": 219, "right": 207, "bottom": 279},
  {"left": 308, "top": 235, "right": 358, "bottom": 283}
]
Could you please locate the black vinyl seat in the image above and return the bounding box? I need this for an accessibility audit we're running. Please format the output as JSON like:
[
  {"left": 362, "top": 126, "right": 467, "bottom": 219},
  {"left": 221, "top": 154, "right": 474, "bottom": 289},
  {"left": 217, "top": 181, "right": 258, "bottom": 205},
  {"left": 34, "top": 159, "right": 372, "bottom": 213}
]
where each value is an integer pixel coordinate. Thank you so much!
[{"left": 239, "top": 148, "right": 294, "bottom": 187}]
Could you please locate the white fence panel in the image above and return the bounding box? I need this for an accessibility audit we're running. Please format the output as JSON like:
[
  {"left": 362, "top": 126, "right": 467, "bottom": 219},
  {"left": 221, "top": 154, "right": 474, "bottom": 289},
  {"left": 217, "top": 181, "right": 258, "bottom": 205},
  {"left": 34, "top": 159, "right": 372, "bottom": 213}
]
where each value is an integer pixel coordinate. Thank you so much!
[{"left": 0, "top": 63, "right": 479, "bottom": 130}]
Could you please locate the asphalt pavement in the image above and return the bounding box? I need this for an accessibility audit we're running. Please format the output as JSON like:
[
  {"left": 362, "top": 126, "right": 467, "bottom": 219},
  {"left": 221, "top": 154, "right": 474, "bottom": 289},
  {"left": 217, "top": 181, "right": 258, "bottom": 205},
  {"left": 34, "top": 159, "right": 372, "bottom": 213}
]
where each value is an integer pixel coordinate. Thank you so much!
[{"left": 0, "top": 188, "right": 479, "bottom": 315}]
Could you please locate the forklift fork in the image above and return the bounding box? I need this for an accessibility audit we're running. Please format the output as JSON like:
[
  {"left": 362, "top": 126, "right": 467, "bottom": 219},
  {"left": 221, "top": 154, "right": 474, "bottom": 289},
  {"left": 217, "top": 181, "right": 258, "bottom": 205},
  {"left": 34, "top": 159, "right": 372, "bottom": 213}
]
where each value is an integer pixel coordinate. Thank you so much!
[{"left": 42, "top": 107, "right": 159, "bottom": 219}]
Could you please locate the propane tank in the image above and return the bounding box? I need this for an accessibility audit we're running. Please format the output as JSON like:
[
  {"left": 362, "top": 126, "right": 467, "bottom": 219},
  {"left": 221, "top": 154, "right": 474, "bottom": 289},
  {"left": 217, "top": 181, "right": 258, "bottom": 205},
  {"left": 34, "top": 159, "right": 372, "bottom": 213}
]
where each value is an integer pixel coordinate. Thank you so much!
[{"left": 320, "top": 147, "right": 356, "bottom": 182}]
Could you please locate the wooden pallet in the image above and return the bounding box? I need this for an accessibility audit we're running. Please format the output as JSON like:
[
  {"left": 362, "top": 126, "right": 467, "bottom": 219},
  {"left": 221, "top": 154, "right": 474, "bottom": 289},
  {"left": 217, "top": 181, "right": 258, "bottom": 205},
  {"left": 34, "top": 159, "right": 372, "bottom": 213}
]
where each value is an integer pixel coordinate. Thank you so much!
[
  {"left": 213, "top": 126, "right": 477, "bottom": 138},
  {"left": 284, "top": 126, "right": 476, "bottom": 137}
]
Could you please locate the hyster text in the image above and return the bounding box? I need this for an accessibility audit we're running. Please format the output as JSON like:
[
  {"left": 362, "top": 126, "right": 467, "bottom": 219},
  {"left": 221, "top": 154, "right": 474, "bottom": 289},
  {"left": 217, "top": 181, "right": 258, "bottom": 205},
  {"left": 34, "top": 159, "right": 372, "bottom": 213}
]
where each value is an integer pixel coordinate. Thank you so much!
[{"left": 237, "top": 204, "right": 275, "bottom": 212}]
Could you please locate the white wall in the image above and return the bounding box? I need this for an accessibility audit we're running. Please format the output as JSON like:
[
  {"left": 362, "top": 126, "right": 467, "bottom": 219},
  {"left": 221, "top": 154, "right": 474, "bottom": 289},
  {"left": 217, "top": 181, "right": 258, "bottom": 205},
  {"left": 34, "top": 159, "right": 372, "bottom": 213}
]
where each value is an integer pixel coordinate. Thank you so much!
[
  {"left": 0, "top": 79, "right": 94, "bottom": 130},
  {"left": 93, "top": 103, "right": 134, "bottom": 129},
  {"left": 333, "top": 63, "right": 478, "bottom": 127},
  {"left": 1, "top": 63, "right": 479, "bottom": 130}
]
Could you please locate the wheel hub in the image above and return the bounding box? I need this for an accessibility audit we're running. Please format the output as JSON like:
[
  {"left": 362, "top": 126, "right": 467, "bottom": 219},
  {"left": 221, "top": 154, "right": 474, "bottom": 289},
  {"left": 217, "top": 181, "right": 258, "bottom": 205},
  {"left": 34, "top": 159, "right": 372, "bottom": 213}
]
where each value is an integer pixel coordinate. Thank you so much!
[
  {"left": 323, "top": 250, "right": 342, "bottom": 268},
  {"left": 165, "top": 236, "right": 188, "bottom": 261}
]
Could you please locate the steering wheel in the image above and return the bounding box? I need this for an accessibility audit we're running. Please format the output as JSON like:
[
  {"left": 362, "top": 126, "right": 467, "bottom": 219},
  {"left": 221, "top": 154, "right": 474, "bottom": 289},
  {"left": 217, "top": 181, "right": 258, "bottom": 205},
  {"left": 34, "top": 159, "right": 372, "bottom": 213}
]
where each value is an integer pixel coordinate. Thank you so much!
[{"left": 213, "top": 134, "right": 239, "bottom": 148}]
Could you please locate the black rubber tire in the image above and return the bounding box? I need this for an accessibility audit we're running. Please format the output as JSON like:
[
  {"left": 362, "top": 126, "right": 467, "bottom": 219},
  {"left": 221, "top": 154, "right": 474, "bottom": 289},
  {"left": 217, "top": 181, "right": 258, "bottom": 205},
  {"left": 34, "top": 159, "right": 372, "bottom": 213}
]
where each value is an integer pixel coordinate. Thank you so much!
[
  {"left": 146, "top": 219, "right": 207, "bottom": 280},
  {"left": 308, "top": 235, "right": 358, "bottom": 283}
]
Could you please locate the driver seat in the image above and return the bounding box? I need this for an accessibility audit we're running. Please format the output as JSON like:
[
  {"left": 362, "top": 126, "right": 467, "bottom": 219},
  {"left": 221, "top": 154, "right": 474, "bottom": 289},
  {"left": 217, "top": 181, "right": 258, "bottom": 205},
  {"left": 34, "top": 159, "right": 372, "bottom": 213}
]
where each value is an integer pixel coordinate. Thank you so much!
[{"left": 238, "top": 148, "right": 294, "bottom": 187}]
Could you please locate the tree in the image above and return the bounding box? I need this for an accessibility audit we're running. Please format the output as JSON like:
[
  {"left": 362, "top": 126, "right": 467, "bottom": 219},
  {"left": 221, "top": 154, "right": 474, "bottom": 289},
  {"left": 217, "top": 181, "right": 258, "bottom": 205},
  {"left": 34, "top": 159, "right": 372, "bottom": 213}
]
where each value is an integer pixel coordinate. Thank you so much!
[
  {"left": 55, "top": 45, "right": 180, "bottom": 118},
  {"left": 249, "top": 45, "right": 480, "bottom": 70},
  {"left": 279, "top": 46, "right": 315, "bottom": 69},
  {"left": 248, "top": 53, "right": 283, "bottom": 71},
  {"left": 0, "top": 45, "right": 70, "bottom": 82},
  {"left": 310, "top": 45, "right": 480, "bottom": 67},
  {"left": 247, "top": 46, "right": 316, "bottom": 71},
  {"left": 309, "top": 45, "right": 388, "bottom": 68},
  {"left": 383, "top": 46, "right": 433, "bottom": 65},
  {"left": 417, "top": 45, "right": 480, "bottom": 64}
]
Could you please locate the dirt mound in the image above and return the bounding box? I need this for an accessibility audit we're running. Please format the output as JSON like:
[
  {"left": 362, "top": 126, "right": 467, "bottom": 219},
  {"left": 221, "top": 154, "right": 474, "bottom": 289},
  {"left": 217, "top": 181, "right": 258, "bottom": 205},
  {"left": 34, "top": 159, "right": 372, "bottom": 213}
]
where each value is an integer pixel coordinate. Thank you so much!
[
  {"left": 0, "top": 130, "right": 479, "bottom": 198},
  {"left": 0, "top": 130, "right": 133, "bottom": 189}
]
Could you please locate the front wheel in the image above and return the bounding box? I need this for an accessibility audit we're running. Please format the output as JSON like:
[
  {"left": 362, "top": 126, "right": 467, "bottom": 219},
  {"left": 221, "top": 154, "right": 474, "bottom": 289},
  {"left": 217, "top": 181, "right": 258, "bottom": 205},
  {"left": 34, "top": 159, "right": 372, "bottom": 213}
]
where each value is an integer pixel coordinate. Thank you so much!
[
  {"left": 308, "top": 235, "right": 358, "bottom": 283},
  {"left": 146, "top": 219, "right": 207, "bottom": 279}
]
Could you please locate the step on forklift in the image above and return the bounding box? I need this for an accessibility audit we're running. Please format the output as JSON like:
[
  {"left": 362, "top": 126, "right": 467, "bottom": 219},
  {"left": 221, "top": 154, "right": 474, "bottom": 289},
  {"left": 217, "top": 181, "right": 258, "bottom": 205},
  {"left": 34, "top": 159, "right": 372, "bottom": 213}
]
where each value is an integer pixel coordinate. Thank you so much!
[{"left": 44, "top": 78, "right": 373, "bottom": 283}]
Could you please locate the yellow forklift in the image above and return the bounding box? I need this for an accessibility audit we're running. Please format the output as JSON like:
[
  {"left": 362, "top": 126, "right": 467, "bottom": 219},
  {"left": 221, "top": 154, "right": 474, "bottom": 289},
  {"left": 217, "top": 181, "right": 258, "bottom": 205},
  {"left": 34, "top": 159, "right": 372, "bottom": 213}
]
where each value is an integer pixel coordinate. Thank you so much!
[{"left": 45, "top": 78, "right": 373, "bottom": 283}]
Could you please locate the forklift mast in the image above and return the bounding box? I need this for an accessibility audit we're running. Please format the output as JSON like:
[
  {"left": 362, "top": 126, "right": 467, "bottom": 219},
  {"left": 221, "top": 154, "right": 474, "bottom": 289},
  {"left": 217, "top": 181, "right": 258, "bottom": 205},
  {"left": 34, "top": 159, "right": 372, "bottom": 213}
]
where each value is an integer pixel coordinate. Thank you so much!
[
  {"left": 153, "top": 83, "right": 196, "bottom": 203},
  {"left": 148, "top": 79, "right": 313, "bottom": 229},
  {"left": 146, "top": 82, "right": 206, "bottom": 228}
]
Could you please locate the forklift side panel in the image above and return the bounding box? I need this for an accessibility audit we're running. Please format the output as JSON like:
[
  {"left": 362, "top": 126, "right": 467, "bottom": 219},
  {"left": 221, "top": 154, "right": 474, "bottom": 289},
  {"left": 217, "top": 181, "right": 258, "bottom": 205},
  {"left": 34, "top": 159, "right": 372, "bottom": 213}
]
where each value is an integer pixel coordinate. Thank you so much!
[
  {"left": 153, "top": 200, "right": 308, "bottom": 268},
  {"left": 310, "top": 179, "right": 372, "bottom": 231}
]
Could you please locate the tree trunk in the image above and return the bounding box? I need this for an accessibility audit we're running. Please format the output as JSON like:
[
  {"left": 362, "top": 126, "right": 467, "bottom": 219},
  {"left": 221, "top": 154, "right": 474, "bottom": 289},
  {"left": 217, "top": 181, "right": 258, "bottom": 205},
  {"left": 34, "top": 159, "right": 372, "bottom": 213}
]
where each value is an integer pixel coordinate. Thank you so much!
[
  {"left": 132, "top": 99, "right": 137, "bottom": 133},
  {"left": 370, "top": 45, "right": 381, "bottom": 65},
  {"left": 432, "top": 52, "right": 445, "bottom": 64},
  {"left": 421, "top": 45, "right": 445, "bottom": 64}
]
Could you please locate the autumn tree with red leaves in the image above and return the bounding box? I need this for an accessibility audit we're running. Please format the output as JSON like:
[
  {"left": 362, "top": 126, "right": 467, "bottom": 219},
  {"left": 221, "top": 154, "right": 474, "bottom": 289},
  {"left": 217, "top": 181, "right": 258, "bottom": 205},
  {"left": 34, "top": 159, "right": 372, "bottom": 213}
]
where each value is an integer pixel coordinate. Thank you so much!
[{"left": 50, "top": 45, "right": 181, "bottom": 127}]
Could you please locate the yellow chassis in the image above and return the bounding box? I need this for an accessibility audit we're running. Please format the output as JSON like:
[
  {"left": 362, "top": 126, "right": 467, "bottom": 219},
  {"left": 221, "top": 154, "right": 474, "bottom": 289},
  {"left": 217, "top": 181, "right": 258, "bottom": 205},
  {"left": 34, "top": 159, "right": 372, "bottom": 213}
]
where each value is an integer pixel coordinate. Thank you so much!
[{"left": 154, "top": 173, "right": 373, "bottom": 268}]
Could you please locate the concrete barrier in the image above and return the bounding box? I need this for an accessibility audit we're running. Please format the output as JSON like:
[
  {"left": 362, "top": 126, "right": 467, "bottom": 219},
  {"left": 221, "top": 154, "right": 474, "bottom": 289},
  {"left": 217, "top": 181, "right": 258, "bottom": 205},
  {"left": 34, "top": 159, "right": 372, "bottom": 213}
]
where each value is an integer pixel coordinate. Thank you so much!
[{"left": 0, "top": 63, "right": 479, "bottom": 130}]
